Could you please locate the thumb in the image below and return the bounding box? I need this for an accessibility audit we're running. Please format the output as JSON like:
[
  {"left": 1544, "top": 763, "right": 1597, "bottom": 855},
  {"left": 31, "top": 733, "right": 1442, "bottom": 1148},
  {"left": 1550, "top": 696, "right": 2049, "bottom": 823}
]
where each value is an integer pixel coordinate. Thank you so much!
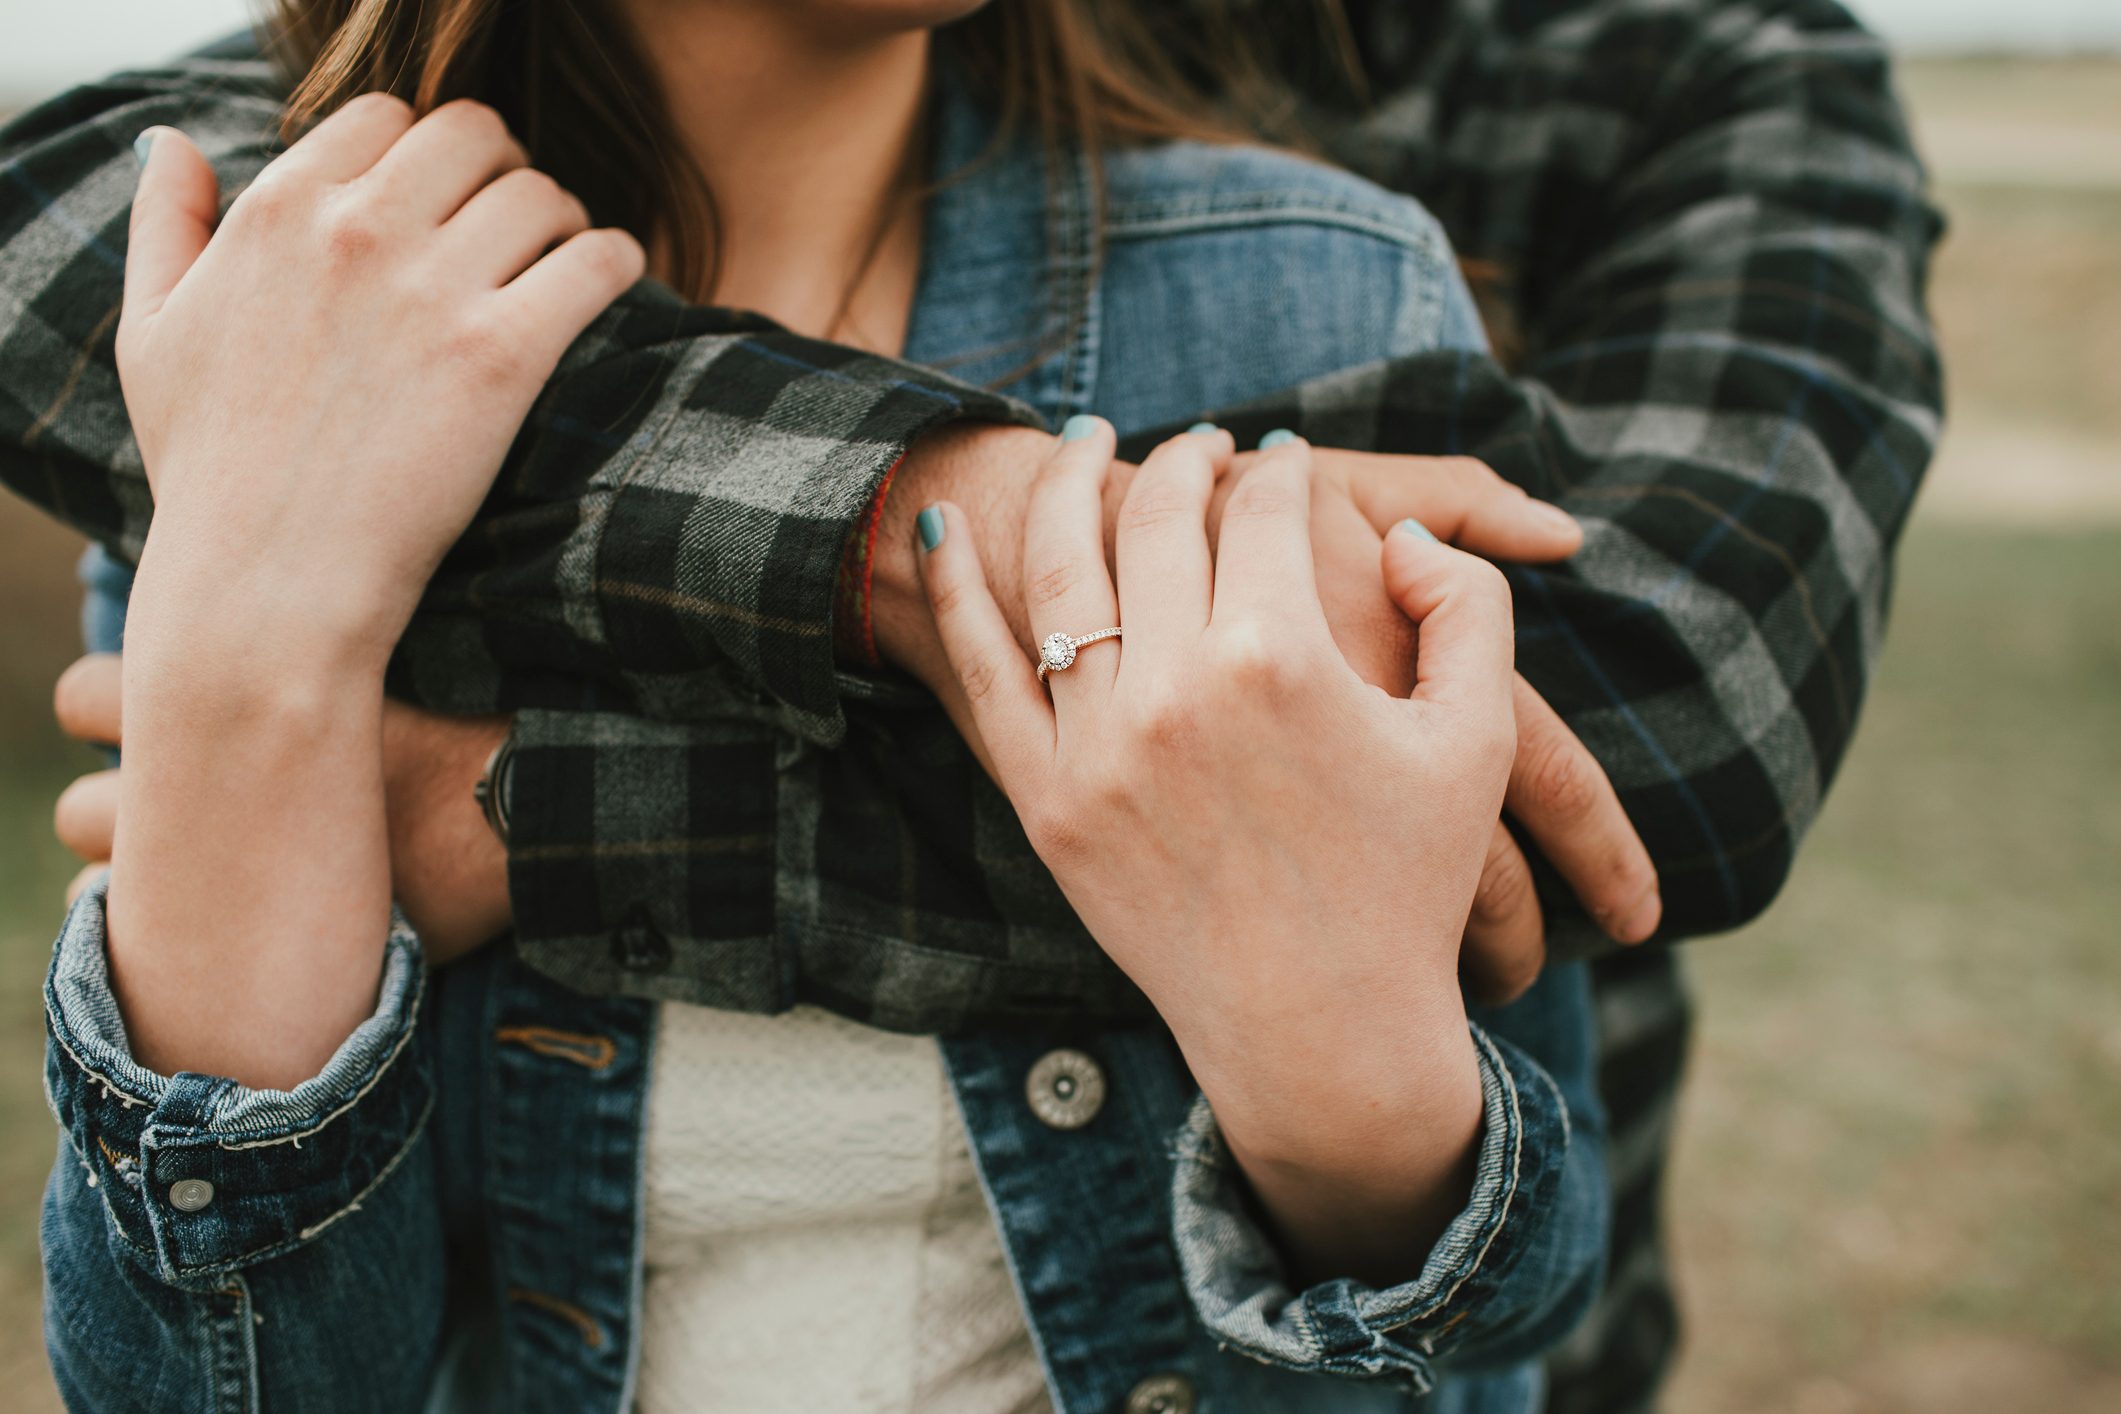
[
  {"left": 1380, "top": 517, "right": 1516, "bottom": 727},
  {"left": 123, "top": 127, "right": 220, "bottom": 327}
]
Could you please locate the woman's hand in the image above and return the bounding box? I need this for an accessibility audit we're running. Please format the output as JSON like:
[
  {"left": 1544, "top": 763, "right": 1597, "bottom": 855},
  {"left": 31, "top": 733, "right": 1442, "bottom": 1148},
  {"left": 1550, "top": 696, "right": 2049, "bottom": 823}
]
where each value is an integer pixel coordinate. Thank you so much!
[
  {"left": 880, "top": 429, "right": 1658, "bottom": 1004},
  {"left": 51, "top": 654, "right": 513, "bottom": 964},
  {"left": 121, "top": 96, "right": 644, "bottom": 660},
  {"left": 99, "top": 98, "right": 637, "bottom": 1086},
  {"left": 915, "top": 420, "right": 1519, "bottom": 1285}
]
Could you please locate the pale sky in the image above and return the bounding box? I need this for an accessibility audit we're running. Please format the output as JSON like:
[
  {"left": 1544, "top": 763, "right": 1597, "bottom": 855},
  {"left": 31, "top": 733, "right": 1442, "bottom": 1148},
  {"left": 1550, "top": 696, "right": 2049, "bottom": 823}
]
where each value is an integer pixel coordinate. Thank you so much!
[{"left": 2, "top": 0, "right": 2118, "bottom": 101}]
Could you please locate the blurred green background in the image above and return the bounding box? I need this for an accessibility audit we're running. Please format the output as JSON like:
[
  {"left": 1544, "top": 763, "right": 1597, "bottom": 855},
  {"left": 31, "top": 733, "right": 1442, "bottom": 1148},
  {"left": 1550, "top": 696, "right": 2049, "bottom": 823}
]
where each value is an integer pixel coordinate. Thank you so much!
[{"left": 2, "top": 53, "right": 2118, "bottom": 1414}]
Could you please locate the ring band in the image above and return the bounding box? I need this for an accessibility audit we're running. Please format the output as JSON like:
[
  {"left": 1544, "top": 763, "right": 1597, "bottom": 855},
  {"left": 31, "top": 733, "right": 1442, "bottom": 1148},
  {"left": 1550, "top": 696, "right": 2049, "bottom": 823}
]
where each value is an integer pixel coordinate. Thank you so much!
[{"left": 1037, "top": 627, "right": 1122, "bottom": 684}]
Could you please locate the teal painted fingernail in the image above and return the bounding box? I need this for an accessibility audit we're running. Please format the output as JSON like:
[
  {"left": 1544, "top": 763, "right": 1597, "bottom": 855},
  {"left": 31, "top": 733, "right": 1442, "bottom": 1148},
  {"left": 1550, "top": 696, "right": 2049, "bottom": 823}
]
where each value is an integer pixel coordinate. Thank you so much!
[
  {"left": 1186, "top": 421, "right": 1218, "bottom": 435},
  {"left": 1061, "top": 414, "right": 1102, "bottom": 442},
  {"left": 916, "top": 506, "right": 945, "bottom": 552},
  {"left": 133, "top": 130, "right": 156, "bottom": 167},
  {"left": 1258, "top": 428, "right": 1298, "bottom": 449},
  {"left": 1398, "top": 517, "right": 1438, "bottom": 543}
]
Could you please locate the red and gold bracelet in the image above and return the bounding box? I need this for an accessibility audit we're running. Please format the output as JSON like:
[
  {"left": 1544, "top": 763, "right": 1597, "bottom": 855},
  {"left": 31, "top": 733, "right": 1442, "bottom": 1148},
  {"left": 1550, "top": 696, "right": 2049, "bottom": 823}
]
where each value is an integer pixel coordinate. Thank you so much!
[{"left": 831, "top": 452, "right": 905, "bottom": 670}]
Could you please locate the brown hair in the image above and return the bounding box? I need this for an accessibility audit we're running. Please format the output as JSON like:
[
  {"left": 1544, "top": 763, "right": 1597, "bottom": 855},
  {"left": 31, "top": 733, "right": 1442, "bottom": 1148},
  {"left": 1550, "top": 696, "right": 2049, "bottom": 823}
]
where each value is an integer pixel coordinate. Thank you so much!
[{"left": 262, "top": 0, "right": 1361, "bottom": 304}]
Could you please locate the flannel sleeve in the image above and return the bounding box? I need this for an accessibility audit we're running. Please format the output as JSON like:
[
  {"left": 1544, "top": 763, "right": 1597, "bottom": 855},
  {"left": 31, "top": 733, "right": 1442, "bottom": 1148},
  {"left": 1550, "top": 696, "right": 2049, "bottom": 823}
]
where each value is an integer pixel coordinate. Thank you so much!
[
  {"left": 1213, "top": 0, "right": 1947, "bottom": 950},
  {"left": 0, "top": 48, "right": 1040, "bottom": 751}
]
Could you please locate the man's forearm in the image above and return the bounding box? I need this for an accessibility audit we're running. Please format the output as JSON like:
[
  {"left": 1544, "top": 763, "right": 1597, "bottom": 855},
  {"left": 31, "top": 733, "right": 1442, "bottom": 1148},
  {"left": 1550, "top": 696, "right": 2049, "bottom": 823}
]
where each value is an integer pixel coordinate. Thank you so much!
[{"left": 1309, "top": 0, "right": 1946, "bottom": 944}]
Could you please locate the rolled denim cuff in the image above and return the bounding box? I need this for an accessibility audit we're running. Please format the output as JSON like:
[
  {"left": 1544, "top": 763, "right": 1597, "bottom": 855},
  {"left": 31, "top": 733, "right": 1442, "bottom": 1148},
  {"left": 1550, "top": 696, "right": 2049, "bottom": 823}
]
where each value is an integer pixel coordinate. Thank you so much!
[
  {"left": 1169, "top": 1022, "right": 1574, "bottom": 1392},
  {"left": 43, "top": 875, "right": 431, "bottom": 1286}
]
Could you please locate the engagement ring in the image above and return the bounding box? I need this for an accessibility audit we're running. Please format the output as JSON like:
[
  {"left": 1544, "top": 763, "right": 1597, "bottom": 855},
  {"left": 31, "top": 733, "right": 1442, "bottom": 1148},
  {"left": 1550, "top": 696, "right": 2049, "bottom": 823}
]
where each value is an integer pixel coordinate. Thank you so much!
[{"left": 1037, "top": 627, "right": 1122, "bottom": 684}]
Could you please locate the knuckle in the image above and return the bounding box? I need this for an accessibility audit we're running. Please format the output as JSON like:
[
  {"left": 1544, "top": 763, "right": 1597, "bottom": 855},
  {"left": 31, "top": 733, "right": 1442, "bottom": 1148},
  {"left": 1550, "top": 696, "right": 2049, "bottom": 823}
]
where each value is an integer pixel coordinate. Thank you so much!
[
  {"left": 235, "top": 174, "right": 303, "bottom": 227},
  {"left": 1213, "top": 621, "right": 1295, "bottom": 694},
  {"left": 1025, "top": 801, "right": 1090, "bottom": 863},
  {"left": 1117, "top": 483, "right": 1196, "bottom": 536},
  {"left": 435, "top": 97, "right": 507, "bottom": 141},
  {"left": 508, "top": 166, "right": 564, "bottom": 205},
  {"left": 345, "top": 91, "right": 414, "bottom": 125},
  {"left": 1022, "top": 559, "right": 1084, "bottom": 614},
  {"left": 1074, "top": 759, "right": 1137, "bottom": 819},
  {"left": 1131, "top": 688, "right": 1196, "bottom": 750},
  {"left": 575, "top": 227, "right": 643, "bottom": 283},
  {"left": 1444, "top": 455, "right": 1503, "bottom": 490},
  {"left": 443, "top": 312, "right": 533, "bottom": 386},
  {"left": 1221, "top": 474, "right": 1303, "bottom": 524},
  {"left": 923, "top": 571, "right": 969, "bottom": 623},
  {"left": 318, "top": 200, "right": 390, "bottom": 265},
  {"left": 1518, "top": 736, "right": 1600, "bottom": 822},
  {"left": 955, "top": 648, "right": 1005, "bottom": 708},
  {"left": 1471, "top": 849, "right": 1535, "bottom": 928},
  {"left": 1464, "top": 554, "right": 1513, "bottom": 603}
]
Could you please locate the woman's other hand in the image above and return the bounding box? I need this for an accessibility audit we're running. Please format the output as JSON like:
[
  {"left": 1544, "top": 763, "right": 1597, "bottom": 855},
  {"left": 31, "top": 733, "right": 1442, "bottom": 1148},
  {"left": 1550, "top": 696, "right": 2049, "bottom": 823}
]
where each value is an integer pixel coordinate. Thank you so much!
[
  {"left": 916, "top": 420, "right": 1518, "bottom": 1285},
  {"left": 97, "top": 100, "right": 636, "bottom": 1084},
  {"left": 883, "top": 429, "right": 1658, "bottom": 1006},
  {"left": 120, "top": 99, "right": 645, "bottom": 661},
  {"left": 50, "top": 653, "right": 512, "bottom": 965}
]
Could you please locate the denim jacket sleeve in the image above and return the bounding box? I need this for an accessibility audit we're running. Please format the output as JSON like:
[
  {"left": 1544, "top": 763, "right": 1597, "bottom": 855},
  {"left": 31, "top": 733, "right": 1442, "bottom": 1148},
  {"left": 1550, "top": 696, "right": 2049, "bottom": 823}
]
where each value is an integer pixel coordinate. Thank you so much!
[
  {"left": 41, "top": 876, "right": 446, "bottom": 1413},
  {"left": 1168, "top": 962, "right": 1608, "bottom": 1390}
]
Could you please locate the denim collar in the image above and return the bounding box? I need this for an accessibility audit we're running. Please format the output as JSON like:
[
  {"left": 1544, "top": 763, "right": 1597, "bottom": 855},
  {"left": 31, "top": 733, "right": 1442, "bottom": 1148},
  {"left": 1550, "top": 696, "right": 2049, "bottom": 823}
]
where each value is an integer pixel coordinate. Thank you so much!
[{"left": 900, "top": 63, "right": 1101, "bottom": 423}]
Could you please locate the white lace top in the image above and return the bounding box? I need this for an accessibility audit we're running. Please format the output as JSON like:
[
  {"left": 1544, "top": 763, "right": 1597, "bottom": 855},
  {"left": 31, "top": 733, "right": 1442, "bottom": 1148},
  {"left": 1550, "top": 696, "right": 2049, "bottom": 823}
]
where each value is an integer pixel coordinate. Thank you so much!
[{"left": 634, "top": 1002, "right": 1054, "bottom": 1414}]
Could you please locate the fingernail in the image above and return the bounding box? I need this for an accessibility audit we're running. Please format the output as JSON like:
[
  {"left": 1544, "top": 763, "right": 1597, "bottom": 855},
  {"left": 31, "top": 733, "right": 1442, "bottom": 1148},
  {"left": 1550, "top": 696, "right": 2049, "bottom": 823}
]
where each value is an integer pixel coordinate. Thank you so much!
[
  {"left": 1531, "top": 500, "right": 1579, "bottom": 535},
  {"left": 1060, "top": 414, "right": 1103, "bottom": 442},
  {"left": 1186, "top": 421, "right": 1218, "bottom": 436},
  {"left": 133, "top": 129, "right": 157, "bottom": 167},
  {"left": 1258, "top": 428, "right": 1299, "bottom": 449},
  {"left": 1397, "top": 517, "right": 1437, "bottom": 543},
  {"left": 916, "top": 506, "right": 944, "bottom": 552},
  {"left": 1617, "top": 889, "right": 1662, "bottom": 944}
]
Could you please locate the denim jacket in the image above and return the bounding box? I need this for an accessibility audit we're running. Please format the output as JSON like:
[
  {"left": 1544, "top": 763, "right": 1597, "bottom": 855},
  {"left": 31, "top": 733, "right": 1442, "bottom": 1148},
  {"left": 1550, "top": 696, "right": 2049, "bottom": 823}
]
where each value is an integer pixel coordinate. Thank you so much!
[{"left": 45, "top": 77, "right": 1607, "bottom": 1414}]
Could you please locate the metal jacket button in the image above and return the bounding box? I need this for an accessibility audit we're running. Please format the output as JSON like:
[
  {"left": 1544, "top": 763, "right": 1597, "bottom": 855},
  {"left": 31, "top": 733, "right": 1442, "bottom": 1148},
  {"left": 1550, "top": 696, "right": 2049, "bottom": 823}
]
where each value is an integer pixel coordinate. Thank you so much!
[
  {"left": 1124, "top": 1372, "right": 1196, "bottom": 1414},
  {"left": 168, "top": 1178, "right": 215, "bottom": 1212},
  {"left": 1025, "top": 1048, "right": 1106, "bottom": 1130}
]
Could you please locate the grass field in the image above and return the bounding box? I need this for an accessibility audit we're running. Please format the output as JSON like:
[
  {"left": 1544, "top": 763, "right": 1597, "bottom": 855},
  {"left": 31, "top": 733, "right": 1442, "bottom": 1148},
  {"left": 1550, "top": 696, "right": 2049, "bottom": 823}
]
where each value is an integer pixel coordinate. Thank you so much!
[{"left": 1, "top": 54, "right": 2117, "bottom": 1414}]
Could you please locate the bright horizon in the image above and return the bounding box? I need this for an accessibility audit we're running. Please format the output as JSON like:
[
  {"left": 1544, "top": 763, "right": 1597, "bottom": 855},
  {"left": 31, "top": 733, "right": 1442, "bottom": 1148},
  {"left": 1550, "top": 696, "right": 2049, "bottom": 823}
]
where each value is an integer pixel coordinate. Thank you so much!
[{"left": 1, "top": 0, "right": 2118, "bottom": 102}]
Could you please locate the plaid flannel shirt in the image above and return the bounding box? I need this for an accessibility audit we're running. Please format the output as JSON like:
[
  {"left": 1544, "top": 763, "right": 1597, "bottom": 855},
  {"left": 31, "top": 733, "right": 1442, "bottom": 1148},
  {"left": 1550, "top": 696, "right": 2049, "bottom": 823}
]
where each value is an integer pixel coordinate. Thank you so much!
[{"left": 1, "top": 3, "right": 1942, "bottom": 1409}]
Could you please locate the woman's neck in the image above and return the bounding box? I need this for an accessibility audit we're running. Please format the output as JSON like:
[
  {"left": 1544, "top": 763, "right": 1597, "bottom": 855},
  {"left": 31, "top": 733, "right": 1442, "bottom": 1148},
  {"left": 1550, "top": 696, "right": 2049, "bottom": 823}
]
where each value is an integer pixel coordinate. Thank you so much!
[{"left": 617, "top": 2, "right": 931, "bottom": 353}]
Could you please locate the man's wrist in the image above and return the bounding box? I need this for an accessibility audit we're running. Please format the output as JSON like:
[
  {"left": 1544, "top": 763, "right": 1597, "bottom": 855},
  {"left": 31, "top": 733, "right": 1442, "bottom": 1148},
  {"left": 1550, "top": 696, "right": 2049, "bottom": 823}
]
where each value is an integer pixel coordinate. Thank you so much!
[{"left": 869, "top": 422, "right": 1053, "bottom": 681}]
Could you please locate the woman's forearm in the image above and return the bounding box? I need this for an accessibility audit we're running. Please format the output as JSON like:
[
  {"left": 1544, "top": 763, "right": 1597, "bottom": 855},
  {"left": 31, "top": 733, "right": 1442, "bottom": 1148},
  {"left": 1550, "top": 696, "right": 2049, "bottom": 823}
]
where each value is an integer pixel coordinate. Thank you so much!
[{"left": 106, "top": 550, "right": 396, "bottom": 1090}]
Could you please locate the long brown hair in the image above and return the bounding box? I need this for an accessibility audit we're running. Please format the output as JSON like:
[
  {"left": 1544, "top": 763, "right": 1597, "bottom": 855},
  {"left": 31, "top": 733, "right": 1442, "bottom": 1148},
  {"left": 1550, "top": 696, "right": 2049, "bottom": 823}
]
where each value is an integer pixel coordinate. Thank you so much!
[{"left": 261, "top": 0, "right": 1361, "bottom": 304}]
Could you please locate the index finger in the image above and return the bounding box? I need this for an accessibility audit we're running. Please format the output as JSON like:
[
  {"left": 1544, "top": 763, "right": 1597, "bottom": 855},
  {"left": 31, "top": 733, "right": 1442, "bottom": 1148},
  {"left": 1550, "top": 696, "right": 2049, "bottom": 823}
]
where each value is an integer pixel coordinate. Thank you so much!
[{"left": 1326, "top": 451, "right": 1582, "bottom": 564}]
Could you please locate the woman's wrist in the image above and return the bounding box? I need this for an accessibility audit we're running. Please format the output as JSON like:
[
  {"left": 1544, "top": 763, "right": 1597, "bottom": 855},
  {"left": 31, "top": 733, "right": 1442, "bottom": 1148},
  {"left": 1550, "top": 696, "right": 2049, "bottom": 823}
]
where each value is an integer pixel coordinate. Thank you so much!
[
  {"left": 104, "top": 627, "right": 394, "bottom": 1088},
  {"left": 1182, "top": 991, "right": 1486, "bottom": 1290},
  {"left": 127, "top": 508, "right": 410, "bottom": 683}
]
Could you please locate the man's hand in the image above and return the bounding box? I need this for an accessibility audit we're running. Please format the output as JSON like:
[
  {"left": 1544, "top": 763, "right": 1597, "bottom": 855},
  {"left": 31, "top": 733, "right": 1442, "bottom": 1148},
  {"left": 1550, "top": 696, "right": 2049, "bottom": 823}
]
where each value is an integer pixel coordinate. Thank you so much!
[
  {"left": 52, "top": 653, "right": 511, "bottom": 965},
  {"left": 874, "top": 425, "right": 1659, "bottom": 1002},
  {"left": 1305, "top": 449, "right": 1664, "bottom": 999}
]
